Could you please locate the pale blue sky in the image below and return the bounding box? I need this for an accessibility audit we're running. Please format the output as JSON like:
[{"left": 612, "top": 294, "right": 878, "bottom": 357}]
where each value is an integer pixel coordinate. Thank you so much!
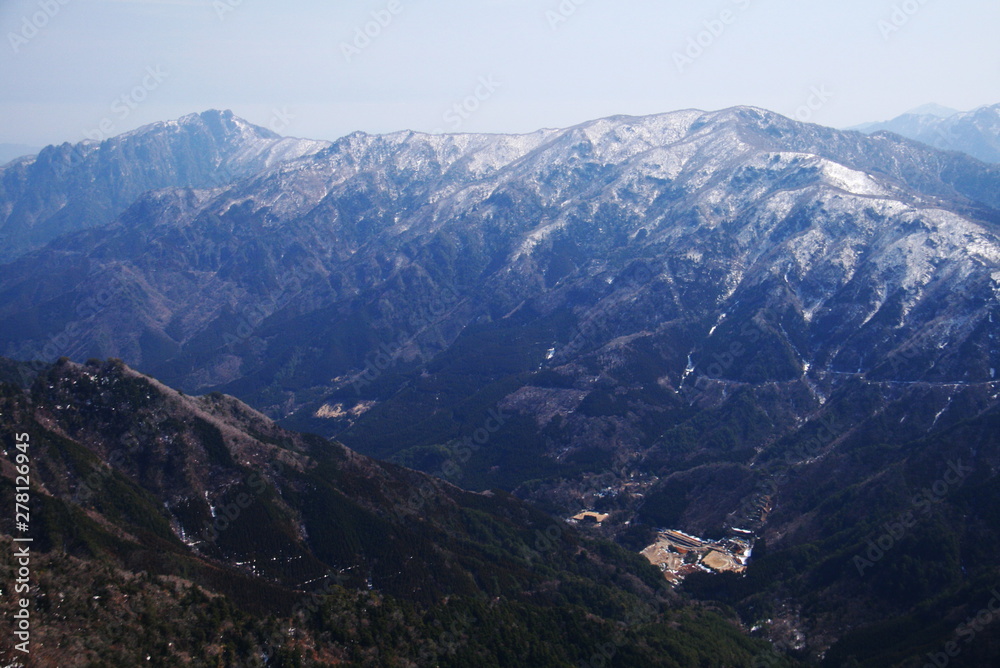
[{"left": 1, "top": 0, "right": 998, "bottom": 147}]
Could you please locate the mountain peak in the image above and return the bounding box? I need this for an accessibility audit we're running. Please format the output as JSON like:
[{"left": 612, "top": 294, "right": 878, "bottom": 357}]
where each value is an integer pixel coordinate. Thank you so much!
[
  {"left": 903, "top": 103, "right": 960, "bottom": 118},
  {"left": 0, "top": 109, "right": 330, "bottom": 261},
  {"left": 118, "top": 108, "right": 279, "bottom": 143},
  {"left": 853, "top": 102, "right": 1000, "bottom": 162},
  {"left": 1, "top": 104, "right": 1000, "bottom": 665}
]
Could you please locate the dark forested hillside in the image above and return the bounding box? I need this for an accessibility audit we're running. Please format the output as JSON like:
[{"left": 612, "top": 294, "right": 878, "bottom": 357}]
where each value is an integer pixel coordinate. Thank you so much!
[
  {"left": 0, "top": 357, "right": 786, "bottom": 666},
  {"left": 0, "top": 110, "right": 329, "bottom": 262},
  {"left": 0, "top": 107, "right": 998, "bottom": 664}
]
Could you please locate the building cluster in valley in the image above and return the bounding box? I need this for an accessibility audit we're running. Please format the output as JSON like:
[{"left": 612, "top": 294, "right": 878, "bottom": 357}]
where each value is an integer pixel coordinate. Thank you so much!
[
  {"left": 641, "top": 529, "right": 753, "bottom": 585},
  {"left": 638, "top": 491, "right": 772, "bottom": 584},
  {"left": 566, "top": 484, "right": 768, "bottom": 585}
]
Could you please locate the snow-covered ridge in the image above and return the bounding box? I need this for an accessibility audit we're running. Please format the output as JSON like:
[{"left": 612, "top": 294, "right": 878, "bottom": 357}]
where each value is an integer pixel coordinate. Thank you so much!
[{"left": 2, "top": 103, "right": 999, "bottom": 400}]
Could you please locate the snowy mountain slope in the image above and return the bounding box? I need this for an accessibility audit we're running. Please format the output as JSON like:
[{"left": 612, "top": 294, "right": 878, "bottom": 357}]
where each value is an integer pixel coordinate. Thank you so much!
[
  {"left": 1, "top": 107, "right": 997, "bottom": 395},
  {"left": 0, "top": 110, "right": 330, "bottom": 262},
  {"left": 1, "top": 107, "right": 1000, "bottom": 661},
  {"left": 853, "top": 103, "right": 1000, "bottom": 163},
  {"left": 0, "top": 143, "right": 40, "bottom": 166}
]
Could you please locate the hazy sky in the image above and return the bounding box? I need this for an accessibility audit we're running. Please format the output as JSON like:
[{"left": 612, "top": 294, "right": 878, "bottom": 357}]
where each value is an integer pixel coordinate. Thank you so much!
[{"left": 1, "top": 0, "right": 998, "bottom": 147}]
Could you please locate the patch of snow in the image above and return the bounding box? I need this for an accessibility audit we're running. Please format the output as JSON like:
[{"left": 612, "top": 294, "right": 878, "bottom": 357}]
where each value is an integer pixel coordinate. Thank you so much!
[
  {"left": 679, "top": 354, "right": 696, "bottom": 388},
  {"left": 817, "top": 160, "right": 889, "bottom": 197},
  {"left": 708, "top": 313, "right": 727, "bottom": 337}
]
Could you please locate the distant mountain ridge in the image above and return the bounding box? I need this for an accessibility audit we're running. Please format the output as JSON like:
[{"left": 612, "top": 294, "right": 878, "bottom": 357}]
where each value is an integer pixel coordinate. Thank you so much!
[
  {"left": 901, "top": 103, "right": 960, "bottom": 118},
  {"left": 0, "top": 143, "right": 40, "bottom": 166},
  {"left": 0, "top": 107, "right": 999, "bottom": 663},
  {"left": 852, "top": 103, "right": 1000, "bottom": 163},
  {"left": 0, "top": 356, "right": 779, "bottom": 666},
  {"left": 1, "top": 106, "right": 995, "bottom": 400},
  {"left": 0, "top": 110, "right": 330, "bottom": 262}
]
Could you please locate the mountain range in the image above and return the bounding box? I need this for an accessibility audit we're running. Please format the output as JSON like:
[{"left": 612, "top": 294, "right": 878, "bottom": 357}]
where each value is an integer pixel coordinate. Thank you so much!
[
  {"left": 0, "top": 144, "right": 40, "bottom": 167},
  {"left": 0, "top": 110, "right": 328, "bottom": 262},
  {"left": 1, "top": 107, "right": 999, "bottom": 665},
  {"left": 853, "top": 104, "right": 1000, "bottom": 163},
  {"left": 0, "top": 357, "right": 778, "bottom": 666}
]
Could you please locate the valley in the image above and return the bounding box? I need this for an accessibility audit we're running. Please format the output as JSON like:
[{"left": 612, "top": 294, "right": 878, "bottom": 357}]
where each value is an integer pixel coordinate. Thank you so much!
[{"left": 0, "top": 106, "right": 998, "bottom": 665}]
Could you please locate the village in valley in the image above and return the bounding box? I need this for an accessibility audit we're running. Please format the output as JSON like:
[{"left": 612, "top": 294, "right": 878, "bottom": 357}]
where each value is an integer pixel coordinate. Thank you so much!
[
  {"left": 639, "top": 529, "right": 752, "bottom": 584},
  {"left": 568, "top": 486, "right": 772, "bottom": 585},
  {"left": 640, "top": 491, "right": 771, "bottom": 583}
]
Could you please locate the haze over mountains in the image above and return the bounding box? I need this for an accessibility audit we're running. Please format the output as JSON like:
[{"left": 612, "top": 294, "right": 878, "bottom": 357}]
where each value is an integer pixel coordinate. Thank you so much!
[
  {"left": 0, "top": 144, "right": 40, "bottom": 167},
  {"left": 0, "top": 110, "right": 329, "bottom": 262},
  {"left": 0, "top": 357, "right": 778, "bottom": 665},
  {"left": 1, "top": 107, "right": 999, "bottom": 665},
  {"left": 853, "top": 103, "right": 1000, "bottom": 163},
  {"left": 2, "top": 107, "right": 997, "bottom": 392}
]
